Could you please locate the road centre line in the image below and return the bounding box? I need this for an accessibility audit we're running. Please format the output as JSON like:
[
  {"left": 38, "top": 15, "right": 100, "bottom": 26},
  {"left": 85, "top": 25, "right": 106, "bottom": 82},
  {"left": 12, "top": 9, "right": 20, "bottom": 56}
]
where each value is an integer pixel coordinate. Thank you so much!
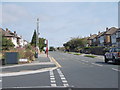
[
  {"left": 91, "top": 63, "right": 103, "bottom": 67},
  {"left": 112, "top": 68, "right": 120, "bottom": 72},
  {"left": 81, "top": 60, "right": 89, "bottom": 62}
]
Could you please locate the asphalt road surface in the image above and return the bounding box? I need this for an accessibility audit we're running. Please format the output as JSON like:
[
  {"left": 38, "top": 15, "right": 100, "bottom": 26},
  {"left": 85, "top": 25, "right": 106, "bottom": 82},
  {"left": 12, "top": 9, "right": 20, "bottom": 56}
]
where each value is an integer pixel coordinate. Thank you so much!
[{"left": 2, "top": 51, "right": 119, "bottom": 89}]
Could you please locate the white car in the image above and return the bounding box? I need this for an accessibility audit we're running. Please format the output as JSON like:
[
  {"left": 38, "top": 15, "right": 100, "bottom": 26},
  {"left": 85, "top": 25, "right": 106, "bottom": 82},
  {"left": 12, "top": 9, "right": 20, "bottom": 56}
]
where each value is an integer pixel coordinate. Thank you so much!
[{"left": 104, "top": 47, "right": 120, "bottom": 63}]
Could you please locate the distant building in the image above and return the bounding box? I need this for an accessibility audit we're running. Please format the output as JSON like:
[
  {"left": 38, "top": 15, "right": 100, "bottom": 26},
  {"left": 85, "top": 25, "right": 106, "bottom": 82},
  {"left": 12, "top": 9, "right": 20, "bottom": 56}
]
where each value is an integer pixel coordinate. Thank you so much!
[{"left": 0, "top": 28, "right": 28, "bottom": 48}]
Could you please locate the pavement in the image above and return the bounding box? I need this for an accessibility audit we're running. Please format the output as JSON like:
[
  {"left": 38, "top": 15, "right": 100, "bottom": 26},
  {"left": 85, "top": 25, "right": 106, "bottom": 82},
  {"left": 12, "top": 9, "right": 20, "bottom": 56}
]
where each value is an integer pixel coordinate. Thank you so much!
[
  {"left": 1, "top": 51, "right": 120, "bottom": 89},
  {"left": 1, "top": 53, "right": 57, "bottom": 77}
]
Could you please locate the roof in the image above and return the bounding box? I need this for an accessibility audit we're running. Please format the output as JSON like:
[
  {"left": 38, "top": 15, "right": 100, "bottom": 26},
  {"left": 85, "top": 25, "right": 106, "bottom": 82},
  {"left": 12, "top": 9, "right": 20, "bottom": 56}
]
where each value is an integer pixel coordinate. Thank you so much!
[
  {"left": 0, "top": 28, "right": 14, "bottom": 37},
  {"left": 105, "top": 27, "right": 118, "bottom": 35},
  {"left": 88, "top": 34, "right": 97, "bottom": 40},
  {"left": 97, "top": 31, "right": 106, "bottom": 38}
]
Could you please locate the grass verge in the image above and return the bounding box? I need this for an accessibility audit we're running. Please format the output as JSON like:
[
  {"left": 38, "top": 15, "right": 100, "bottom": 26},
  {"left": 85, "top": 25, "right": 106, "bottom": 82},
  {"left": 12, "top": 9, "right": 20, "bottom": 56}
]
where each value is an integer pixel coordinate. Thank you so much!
[
  {"left": 84, "top": 55, "right": 97, "bottom": 58},
  {"left": 74, "top": 53, "right": 82, "bottom": 55}
]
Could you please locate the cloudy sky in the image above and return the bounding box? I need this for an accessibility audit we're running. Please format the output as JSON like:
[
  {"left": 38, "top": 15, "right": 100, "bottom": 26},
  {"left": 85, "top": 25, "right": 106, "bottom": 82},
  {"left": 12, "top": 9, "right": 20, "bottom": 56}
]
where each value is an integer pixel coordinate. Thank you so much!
[{"left": 1, "top": 2, "right": 118, "bottom": 47}]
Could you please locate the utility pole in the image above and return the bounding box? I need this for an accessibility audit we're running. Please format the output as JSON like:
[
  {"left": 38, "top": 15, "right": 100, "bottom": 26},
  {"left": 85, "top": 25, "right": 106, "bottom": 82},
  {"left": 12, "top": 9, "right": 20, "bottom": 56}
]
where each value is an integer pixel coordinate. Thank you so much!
[
  {"left": 35, "top": 18, "right": 40, "bottom": 58},
  {"left": 37, "top": 18, "right": 40, "bottom": 46}
]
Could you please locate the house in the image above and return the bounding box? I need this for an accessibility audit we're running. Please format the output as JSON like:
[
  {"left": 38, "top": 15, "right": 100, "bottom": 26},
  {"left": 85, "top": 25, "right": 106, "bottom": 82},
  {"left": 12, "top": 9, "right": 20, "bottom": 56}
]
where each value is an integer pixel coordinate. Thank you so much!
[
  {"left": 97, "top": 31, "right": 106, "bottom": 46},
  {"left": 87, "top": 34, "right": 97, "bottom": 46},
  {"left": 23, "top": 40, "right": 29, "bottom": 46},
  {"left": 87, "top": 27, "right": 119, "bottom": 47},
  {"left": 0, "top": 28, "right": 28, "bottom": 48},
  {"left": 104, "top": 27, "right": 118, "bottom": 47},
  {"left": 116, "top": 28, "right": 120, "bottom": 47}
]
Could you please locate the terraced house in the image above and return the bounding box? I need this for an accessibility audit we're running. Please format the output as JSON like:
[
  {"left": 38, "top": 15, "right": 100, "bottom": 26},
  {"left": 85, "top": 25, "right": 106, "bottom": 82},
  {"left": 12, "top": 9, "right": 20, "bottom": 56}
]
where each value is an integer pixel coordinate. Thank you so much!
[
  {"left": 0, "top": 28, "right": 28, "bottom": 48},
  {"left": 87, "top": 27, "right": 120, "bottom": 47}
]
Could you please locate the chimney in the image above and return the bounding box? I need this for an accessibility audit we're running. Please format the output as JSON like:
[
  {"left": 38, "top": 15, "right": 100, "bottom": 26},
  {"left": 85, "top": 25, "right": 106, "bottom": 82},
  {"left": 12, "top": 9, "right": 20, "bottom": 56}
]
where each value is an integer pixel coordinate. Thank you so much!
[
  {"left": 106, "top": 27, "right": 109, "bottom": 31},
  {"left": 14, "top": 31, "right": 16, "bottom": 34},
  {"left": 98, "top": 31, "right": 100, "bottom": 34},
  {"left": 6, "top": 28, "right": 9, "bottom": 32},
  {"left": 90, "top": 34, "right": 92, "bottom": 36}
]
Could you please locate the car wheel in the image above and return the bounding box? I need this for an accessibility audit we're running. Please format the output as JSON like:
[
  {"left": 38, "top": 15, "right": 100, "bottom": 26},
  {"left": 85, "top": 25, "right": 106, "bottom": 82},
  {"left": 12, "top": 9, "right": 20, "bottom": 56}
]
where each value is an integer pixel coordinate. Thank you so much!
[{"left": 104, "top": 56, "right": 108, "bottom": 63}]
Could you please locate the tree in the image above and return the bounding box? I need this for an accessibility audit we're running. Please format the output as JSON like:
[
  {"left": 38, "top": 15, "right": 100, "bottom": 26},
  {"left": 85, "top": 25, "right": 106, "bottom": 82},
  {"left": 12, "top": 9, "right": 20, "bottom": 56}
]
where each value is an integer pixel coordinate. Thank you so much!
[
  {"left": 2, "top": 37, "right": 14, "bottom": 50},
  {"left": 38, "top": 38, "right": 46, "bottom": 52},
  {"left": 63, "top": 37, "right": 87, "bottom": 52},
  {"left": 49, "top": 46, "right": 55, "bottom": 51},
  {"left": 31, "top": 30, "right": 37, "bottom": 47}
]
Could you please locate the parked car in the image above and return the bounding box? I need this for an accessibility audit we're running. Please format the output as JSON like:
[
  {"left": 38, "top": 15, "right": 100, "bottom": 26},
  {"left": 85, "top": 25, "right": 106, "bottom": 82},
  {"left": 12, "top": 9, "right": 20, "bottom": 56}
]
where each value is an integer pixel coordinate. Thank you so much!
[{"left": 104, "top": 47, "right": 120, "bottom": 64}]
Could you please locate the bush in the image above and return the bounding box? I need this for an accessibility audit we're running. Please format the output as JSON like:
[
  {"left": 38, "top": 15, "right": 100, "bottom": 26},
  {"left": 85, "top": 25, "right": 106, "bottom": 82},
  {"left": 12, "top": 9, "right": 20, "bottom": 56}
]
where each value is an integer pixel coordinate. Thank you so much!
[{"left": 24, "top": 50, "right": 35, "bottom": 61}]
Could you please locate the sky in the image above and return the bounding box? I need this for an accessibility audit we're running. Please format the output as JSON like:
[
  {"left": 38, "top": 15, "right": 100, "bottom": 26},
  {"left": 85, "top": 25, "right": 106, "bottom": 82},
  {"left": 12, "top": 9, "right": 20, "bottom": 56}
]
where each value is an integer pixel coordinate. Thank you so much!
[{"left": 1, "top": 2, "right": 118, "bottom": 47}]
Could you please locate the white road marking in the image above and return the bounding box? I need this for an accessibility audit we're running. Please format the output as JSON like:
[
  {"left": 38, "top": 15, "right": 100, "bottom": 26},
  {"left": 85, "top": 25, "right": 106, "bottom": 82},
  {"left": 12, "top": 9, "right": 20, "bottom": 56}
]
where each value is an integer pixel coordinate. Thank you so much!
[
  {"left": 50, "top": 76, "right": 54, "bottom": 78},
  {"left": 81, "top": 60, "right": 89, "bottom": 62},
  {"left": 91, "top": 63, "right": 103, "bottom": 67},
  {"left": 49, "top": 70, "right": 57, "bottom": 87},
  {"left": 51, "top": 84, "right": 57, "bottom": 87},
  {"left": 57, "top": 69, "right": 69, "bottom": 87},
  {"left": 112, "top": 68, "right": 120, "bottom": 72},
  {"left": 59, "top": 74, "right": 64, "bottom": 76},
  {"left": 62, "top": 80, "right": 68, "bottom": 83},
  {"left": 50, "top": 78, "right": 55, "bottom": 80},
  {"left": 2, "top": 67, "right": 58, "bottom": 77},
  {"left": 63, "top": 84, "right": 69, "bottom": 87},
  {"left": 2, "top": 62, "right": 54, "bottom": 69},
  {"left": 61, "top": 77, "right": 66, "bottom": 80},
  {"left": 51, "top": 81, "right": 56, "bottom": 83}
]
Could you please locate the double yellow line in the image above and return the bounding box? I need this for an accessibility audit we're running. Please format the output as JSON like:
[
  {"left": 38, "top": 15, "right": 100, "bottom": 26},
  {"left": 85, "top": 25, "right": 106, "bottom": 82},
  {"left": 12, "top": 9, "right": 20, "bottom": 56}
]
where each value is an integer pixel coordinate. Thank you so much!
[{"left": 49, "top": 57, "right": 61, "bottom": 68}]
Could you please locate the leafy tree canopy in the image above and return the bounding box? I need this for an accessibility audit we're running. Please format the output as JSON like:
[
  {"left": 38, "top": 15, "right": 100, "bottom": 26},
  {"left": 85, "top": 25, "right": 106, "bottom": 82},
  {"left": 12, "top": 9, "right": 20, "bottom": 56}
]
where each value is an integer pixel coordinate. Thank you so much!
[{"left": 2, "top": 37, "right": 14, "bottom": 50}]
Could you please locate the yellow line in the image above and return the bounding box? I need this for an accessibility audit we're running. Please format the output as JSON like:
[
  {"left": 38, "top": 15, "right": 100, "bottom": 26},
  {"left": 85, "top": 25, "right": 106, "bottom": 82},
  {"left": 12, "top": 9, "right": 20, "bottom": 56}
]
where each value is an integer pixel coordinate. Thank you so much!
[{"left": 50, "top": 57, "right": 61, "bottom": 68}]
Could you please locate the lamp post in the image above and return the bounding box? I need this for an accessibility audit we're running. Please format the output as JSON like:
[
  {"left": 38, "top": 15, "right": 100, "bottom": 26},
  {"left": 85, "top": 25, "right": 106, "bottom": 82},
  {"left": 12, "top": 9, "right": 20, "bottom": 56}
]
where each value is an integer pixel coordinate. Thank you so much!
[{"left": 35, "top": 18, "right": 40, "bottom": 58}]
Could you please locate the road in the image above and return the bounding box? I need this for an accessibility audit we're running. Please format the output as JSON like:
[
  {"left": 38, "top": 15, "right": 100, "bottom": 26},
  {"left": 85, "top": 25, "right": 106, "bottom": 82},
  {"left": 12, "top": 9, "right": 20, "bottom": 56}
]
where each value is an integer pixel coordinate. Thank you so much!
[{"left": 2, "top": 51, "right": 119, "bottom": 89}]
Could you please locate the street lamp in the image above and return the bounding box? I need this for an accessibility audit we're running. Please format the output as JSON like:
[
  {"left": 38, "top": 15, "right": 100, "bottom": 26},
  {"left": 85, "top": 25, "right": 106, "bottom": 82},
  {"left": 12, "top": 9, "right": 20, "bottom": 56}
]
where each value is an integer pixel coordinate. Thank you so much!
[{"left": 35, "top": 18, "right": 40, "bottom": 58}]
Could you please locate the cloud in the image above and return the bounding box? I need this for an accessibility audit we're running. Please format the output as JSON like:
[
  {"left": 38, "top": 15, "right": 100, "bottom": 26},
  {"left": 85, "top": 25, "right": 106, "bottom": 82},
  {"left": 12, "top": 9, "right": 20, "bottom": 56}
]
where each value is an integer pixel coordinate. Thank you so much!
[{"left": 2, "top": 4, "right": 30, "bottom": 24}]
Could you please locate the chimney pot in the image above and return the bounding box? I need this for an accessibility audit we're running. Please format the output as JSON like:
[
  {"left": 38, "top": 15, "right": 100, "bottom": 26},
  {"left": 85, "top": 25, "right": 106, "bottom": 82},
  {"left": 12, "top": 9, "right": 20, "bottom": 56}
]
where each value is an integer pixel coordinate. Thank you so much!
[
  {"left": 6, "top": 28, "right": 9, "bottom": 31},
  {"left": 14, "top": 31, "right": 16, "bottom": 34},
  {"left": 106, "top": 27, "right": 109, "bottom": 31},
  {"left": 98, "top": 31, "right": 100, "bottom": 34}
]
